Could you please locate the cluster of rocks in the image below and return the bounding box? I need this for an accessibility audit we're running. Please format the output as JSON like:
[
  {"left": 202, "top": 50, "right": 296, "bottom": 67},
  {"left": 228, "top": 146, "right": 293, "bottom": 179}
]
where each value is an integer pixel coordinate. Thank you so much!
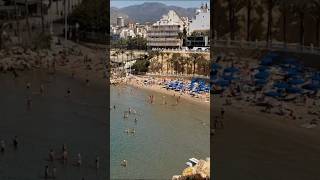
[
  {"left": 172, "top": 158, "right": 210, "bottom": 180},
  {"left": 0, "top": 45, "right": 83, "bottom": 73}
]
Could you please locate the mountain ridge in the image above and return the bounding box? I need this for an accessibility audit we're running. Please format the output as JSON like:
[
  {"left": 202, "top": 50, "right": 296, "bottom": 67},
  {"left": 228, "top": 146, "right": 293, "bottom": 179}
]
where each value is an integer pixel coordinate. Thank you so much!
[{"left": 110, "top": 2, "right": 199, "bottom": 25}]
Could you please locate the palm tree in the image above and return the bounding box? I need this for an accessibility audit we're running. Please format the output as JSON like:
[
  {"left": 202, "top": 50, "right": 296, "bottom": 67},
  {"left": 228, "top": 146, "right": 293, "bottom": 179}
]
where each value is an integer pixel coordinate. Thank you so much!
[
  {"left": 171, "top": 53, "right": 181, "bottom": 75},
  {"left": 227, "top": 0, "right": 241, "bottom": 40},
  {"left": 41, "top": 0, "right": 44, "bottom": 33},
  {"left": 185, "top": 56, "right": 192, "bottom": 75},
  {"left": 245, "top": 0, "right": 256, "bottom": 41},
  {"left": 0, "top": 23, "right": 10, "bottom": 49},
  {"left": 312, "top": 0, "right": 320, "bottom": 47},
  {"left": 265, "top": 0, "right": 277, "bottom": 47},
  {"left": 190, "top": 53, "right": 202, "bottom": 75},
  {"left": 293, "top": 1, "right": 309, "bottom": 48},
  {"left": 25, "top": 0, "right": 31, "bottom": 40},
  {"left": 160, "top": 52, "right": 165, "bottom": 74},
  {"left": 14, "top": 0, "right": 20, "bottom": 43},
  {"left": 278, "top": 0, "right": 290, "bottom": 46}
]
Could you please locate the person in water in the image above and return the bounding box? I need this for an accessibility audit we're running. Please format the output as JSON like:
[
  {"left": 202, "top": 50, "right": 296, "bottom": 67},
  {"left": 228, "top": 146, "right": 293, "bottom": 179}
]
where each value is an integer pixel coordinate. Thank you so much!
[
  {"left": 49, "top": 149, "right": 55, "bottom": 161},
  {"left": 0, "top": 140, "right": 5, "bottom": 153},
  {"left": 95, "top": 156, "right": 100, "bottom": 169},
  {"left": 44, "top": 165, "right": 49, "bottom": 179},
  {"left": 40, "top": 84, "right": 45, "bottom": 95},
  {"left": 26, "top": 96, "right": 32, "bottom": 110},
  {"left": 66, "top": 88, "right": 71, "bottom": 97},
  {"left": 77, "top": 153, "right": 82, "bottom": 166},
  {"left": 13, "top": 136, "right": 18, "bottom": 150}
]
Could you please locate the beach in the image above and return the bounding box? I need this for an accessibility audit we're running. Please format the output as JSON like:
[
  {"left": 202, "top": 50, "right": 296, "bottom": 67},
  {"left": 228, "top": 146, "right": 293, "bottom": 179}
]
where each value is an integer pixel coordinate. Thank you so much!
[{"left": 212, "top": 52, "right": 320, "bottom": 180}]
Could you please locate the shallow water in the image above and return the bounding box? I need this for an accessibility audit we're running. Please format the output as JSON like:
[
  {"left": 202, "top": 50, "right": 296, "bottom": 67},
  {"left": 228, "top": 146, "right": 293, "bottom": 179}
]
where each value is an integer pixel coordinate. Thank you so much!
[
  {"left": 0, "top": 71, "right": 108, "bottom": 179},
  {"left": 110, "top": 85, "right": 210, "bottom": 179}
]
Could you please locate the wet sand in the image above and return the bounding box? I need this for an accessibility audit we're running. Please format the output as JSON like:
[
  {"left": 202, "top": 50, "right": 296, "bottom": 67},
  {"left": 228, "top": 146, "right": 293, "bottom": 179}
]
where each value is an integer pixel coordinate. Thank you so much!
[
  {"left": 213, "top": 97, "right": 320, "bottom": 180},
  {"left": 0, "top": 70, "right": 108, "bottom": 179}
]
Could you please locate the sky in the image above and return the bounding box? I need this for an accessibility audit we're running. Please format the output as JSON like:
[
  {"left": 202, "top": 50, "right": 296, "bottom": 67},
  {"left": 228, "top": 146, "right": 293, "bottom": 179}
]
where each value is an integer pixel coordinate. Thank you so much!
[{"left": 111, "top": 0, "right": 210, "bottom": 9}]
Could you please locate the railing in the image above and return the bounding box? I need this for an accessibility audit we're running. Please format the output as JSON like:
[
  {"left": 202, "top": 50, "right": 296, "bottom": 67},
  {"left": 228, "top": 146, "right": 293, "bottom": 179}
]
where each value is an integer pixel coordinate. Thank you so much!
[{"left": 213, "top": 40, "right": 320, "bottom": 55}]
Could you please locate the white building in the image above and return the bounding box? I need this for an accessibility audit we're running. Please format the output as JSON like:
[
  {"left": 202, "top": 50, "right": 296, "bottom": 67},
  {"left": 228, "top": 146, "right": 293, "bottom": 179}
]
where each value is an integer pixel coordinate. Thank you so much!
[
  {"left": 119, "top": 28, "right": 136, "bottom": 39},
  {"left": 147, "top": 10, "right": 187, "bottom": 48},
  {"left": 188, "top": 3, "right": 210, "bottom": 35},
  {"left": 117, "top": 17, "right": 125, "bottom": 27}
]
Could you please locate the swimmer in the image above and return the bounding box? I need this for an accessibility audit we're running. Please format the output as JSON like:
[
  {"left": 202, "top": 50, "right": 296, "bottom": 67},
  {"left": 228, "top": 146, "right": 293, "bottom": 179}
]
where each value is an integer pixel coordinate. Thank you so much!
[
  {"left": 49, "top": 149, "right": 55, "bottom": 161},
  {"left": 0, "top": 140, "right": 5, "bottom": 153},
  {"left": 62, "top": 150, "right": 68, "bottom": 164},
  {"left": 44, "top": 165, "right": 49, "bottom": 179},
  {"left": 95, "top": 156, "right": 100, "bottom": 169},
  {"left": 121, "top": 160, "right": 127, "bottom": 167},
  {"left": 13, "top": 136, "right": 18, "bottom": 150},
  {"left": 26, "top": 82, "right": 31, "bottom": 89},
  {"left": 52, "top": 166, "right": 57, "bottom": 179},
  {"left": 26, "top": 96, "right": 32, "bottom": 110},
  {"left": 65, "top": 88, "right": 71, "bottom": 97},
  {"left": 40, "top": 84, "right": 45, "bottom": 95},
  {"left": 77, "top": 153, "right": 82, "bottom": 166}
]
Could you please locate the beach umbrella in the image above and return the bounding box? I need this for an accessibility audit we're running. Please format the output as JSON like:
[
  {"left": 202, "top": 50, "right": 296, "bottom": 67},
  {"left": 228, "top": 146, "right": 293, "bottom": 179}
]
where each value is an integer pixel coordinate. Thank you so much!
[
  {"left": 288, "top": 78, "right": 304, "bottom": 85},
  {"left": 260, "top": 57, "right": 273, "bottom": 66},
  {"left": 212, "top": 63, "right": 222, "bottom": 70},
  {"left": 214, "top": 79, "right": 230, "bottom": 87},
  {"left": 302, "top": 83, "right": 320, "bottom": 91},
  {"left": 255, "top": 79, "right": 268, "bottom": 85},
  {"left": 265, "top": 91, "right": 282, "bottom": 98},
  {"left": 255, "top": 71, "right": 269, "bottom": 79},
  {"left": 222, "top": 75, "right": 235, "bottom": 81},
  {"left": 223, "top": 67, "right": 239, "bottom": 73},
  {"left": 257, "top": 66, "right": 269, "bottom": 71},
  {"left": 286, "top": 87, "right": 302, "bottom": 94},
  {"left": 273, "top": 82, "right": 289, "bottom": 89}
]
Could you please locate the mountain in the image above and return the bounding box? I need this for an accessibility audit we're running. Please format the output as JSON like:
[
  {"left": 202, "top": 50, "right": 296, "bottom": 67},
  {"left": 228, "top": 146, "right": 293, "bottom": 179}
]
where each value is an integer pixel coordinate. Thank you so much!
[
  {"left": 110, "top": 7, "right": 129, "bottom": 25},
  {"left": 110, "top": 2, "right": 198, "bottom": 25}
]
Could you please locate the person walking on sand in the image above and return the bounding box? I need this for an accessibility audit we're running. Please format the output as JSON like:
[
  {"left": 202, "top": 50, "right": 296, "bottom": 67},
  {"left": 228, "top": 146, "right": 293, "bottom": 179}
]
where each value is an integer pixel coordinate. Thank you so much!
[
  {"left": 62, "top": 149, "right": 68, "bottom": 164},
  {"left": 220, "top": 108, "right": 225, "bottom": 119},
  {"left": 65, "top": 88, "right": 71, "bottom": 97},
  {"left": 40, "top": 84, "right": 45, "bottom": 95},
  {"left": 49, "top": 149, "right": 55, "bottom": 161},
  {"left": 77, "top": 153, "right": 82, "bottom": 166},
  {"left": 95, "top": 156, "right": 100, "bottom": 169},
  {"left": 62, "top": 144, "right": 67, "bottom": 152},
  {"left": 13, "top": 136, "right": 18, "bottom": 150},
  {"left": 52, "top": 166, "right": 57, "bottom": 179},
  {"left": 26, "top": 82, "right": 31, "bottom": 90},
  {"left": 26, "top": 96, "right": 32, "bottom": 110},
  {"left": 1, "top": 140, "right": 5, "bottom": 153},
  {"left": 44, "top": 165, "right": 49, "bottom": 179}
]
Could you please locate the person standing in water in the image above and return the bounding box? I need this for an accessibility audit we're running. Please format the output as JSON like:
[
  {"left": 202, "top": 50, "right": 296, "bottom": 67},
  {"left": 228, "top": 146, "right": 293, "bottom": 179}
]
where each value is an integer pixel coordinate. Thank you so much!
[
  {"left": 49, "top": 149, "right": 55, "bottom": 161},
  {"left": 0, "top": 140, "right": 5, "bottom": 153},
  {"left": 40, "top": 84, "right": 45, "bottom": 95},
  {"left": 13, "top": 136, "right": 18, "bottom": 150},
  {"left": 95, "top": 156, "right": 100, "bottom": 169},
  {"left": 26, "top": 96, "right": 32, "bottom": 110},
  {"left": 65, "top": 88, "right": 71, "bottom": 97},
  {"left": 44, "top": 165, "right": 49, "bottom": 179},
  {"left": 52, "top": 166, "right": 57, "bottom": 179},
  {"left": 77, "top": 153, "right": 82, "bottom": 166}
]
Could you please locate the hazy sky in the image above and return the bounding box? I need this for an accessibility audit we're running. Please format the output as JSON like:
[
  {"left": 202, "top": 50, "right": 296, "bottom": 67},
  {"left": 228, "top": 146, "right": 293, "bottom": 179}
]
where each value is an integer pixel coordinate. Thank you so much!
[{"left": 111, "top": 0, "right": 210, "bottom": 9}]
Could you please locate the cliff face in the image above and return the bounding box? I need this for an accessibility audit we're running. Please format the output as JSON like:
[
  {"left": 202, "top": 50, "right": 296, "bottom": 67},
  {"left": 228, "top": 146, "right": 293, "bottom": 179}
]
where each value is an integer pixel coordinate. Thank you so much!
[{"left": 172, "top": 159, "right": 210, "bottom": 180}]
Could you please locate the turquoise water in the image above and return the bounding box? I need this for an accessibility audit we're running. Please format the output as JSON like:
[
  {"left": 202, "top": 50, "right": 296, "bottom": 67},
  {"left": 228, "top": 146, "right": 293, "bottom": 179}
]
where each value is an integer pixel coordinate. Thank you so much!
[{"left": 110, "top": 86, "right": 210, "bottom": 179}]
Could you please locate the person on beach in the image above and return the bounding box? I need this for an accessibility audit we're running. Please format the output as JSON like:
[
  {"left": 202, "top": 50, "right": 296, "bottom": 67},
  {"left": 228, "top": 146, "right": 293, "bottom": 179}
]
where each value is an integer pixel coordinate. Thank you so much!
[
  {"left": 65, "top": 88, "right": 71, "bottom": 97},
  {"left": 77, "top": 153, "right": 82, "bottom": 166},
  {"left": 52, "top": 166, "right": 57, "bottom": 179},
  {"left": 95, "top": 156, "right": 100, "bottom": 169},
  {"left": 113, "top": 105, "right": 116, "bottom": 109},
  {"left": 40, "top": 84, "right": 45, "bottom": 95},
  {"left": 13, "top": 136, "right": 18, "bottom": 150},
  {"left": 1, "top": 140, "right": 5, "bottom": 153},
  {"left": 85, "top": 79, "right": 90, "bottom": 86},
  {"left": 62, "top": 150, "right": 68, "bottom": 164},
  {"left": 134, "top": 118, "right": 137, "bottom": 124},
  {"left": 220, "top": 108, "right": 225, "bottom": 119},
  {"left": 62, "top": 144, "right": 67, "bottom": 152},
  {"left": 49, "top": 149, "right": 55, "bottom": 161},
  {"left": 44, "top": 165, "right": 49, "bottom": 179},
  {"left": 26, "top": 96, "right": 32, "bottom": 110}
]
